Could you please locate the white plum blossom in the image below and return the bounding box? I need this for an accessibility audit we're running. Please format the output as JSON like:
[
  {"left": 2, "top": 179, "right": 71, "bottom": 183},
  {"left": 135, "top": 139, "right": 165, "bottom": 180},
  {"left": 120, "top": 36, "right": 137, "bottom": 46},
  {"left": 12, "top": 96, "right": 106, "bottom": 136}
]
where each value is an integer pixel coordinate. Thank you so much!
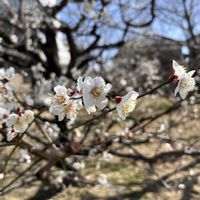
[
  {"left": 49, "top": 85, "right": 82, "bottom": 121},
  {"left": 77, "top": 76, "right": 112, "bottom": 113},
  {"left": 172, "top": 60, "right": 196, "bottom": 99},
  {"left": 174, "top": 70, "right": 196, "bottom": 99},
  {"left": 116, "top": 91, "right": 139, "bottom": 120},
  {"left": 172, "top": 60, "right": 186, "bottom": 80},
  {"left": 6, "top": 110, "right": 34, "bottom": 133},
  {"left": 0, "top": 67, "right": 15, "bottom": 81}
]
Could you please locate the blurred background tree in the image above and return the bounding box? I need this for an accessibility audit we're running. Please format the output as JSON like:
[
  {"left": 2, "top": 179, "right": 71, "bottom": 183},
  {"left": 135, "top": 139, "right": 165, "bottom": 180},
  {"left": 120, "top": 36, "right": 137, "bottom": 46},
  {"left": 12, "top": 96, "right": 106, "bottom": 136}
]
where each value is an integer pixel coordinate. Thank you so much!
[{"left": 0, "top": 0, "right": 199, "bottom": 80}]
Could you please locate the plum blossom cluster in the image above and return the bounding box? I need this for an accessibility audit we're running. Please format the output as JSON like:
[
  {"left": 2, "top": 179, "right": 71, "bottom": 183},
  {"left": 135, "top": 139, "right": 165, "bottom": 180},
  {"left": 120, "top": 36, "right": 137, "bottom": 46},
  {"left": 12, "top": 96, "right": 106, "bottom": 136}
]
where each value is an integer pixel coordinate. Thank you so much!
[
  {"left": 6, "top": 109, "right": 34, "bottom": 141},
  {"left": 49, "top": 76, "right": 139, "bottom": 121},
  {"left": 173, "top": 60, "right": 196, "bottom": 99},
  {"left": 0, "top": 60, "right": 196, "bottom": 143},
  {"left": 49, "top": 60, "right": 196, "bottom": 122},
  {"left": 0, "top": 67, "right": 35, "bottom": 141},
  {"left": 6, "top": 109, "right": 34, "bottom": 133}
]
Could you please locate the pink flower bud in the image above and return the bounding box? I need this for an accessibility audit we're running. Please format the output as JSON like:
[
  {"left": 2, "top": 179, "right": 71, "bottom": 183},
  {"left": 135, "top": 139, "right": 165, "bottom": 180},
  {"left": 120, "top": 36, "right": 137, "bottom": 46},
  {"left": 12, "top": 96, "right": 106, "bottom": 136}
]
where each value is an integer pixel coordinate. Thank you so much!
[{"left": 115, "top": 96, "right": 122, "bottom": 104}]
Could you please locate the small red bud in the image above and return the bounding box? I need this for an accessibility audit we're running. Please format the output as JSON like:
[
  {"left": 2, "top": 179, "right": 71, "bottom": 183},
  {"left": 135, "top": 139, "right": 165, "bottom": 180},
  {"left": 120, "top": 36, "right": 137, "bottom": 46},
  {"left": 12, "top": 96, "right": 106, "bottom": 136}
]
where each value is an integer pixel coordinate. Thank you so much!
[
  {"left": 3, "top": 113, "right": 8, "bottom": 119},
  {"left": 115, "top": 96, "right": 122, "bottom": 104},
  {"left": 70, "top": 90, "right": 75, "bottom": 96},
  {"left": 125, "top": 131, "right": 133, "bottom": 139}
]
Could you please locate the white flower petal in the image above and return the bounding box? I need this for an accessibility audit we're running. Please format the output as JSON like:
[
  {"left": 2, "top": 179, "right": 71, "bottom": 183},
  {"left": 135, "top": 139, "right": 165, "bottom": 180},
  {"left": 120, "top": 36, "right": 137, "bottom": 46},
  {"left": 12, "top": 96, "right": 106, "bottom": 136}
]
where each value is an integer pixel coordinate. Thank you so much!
[
  {"left": 83, "top": 76, "right": 95, "bottom": 93},
  {"left": 172, "top": 60, "right": 180, "bottom": 68},
  {"left": 116, "top": 104, "right": 126, "bottom": 120},
  {"left": 77, "top": 76, "right": 84, "bottom": 90},
  {"left": 76, "top": 99, "right": 82, "bottom": 110},
  {"left": 187, "top": 70, "right": 195, "bottom": 77},
  {"left": 14, "top": 122, "right": 28, "bottom": 133},
  {"left": 116, "top": 91, "right": 138, "bottom": 120},
  {"left": 6, "top": 114, "right": 18, "bottom": 127},
  {"left": 94, "top": 76, "right": 105, "bottom": 87},
  {"left": 83, "top": 93, "right": 96, "bottom": 113},
  {"left": 180, "top": 76, "right": 195, "bottom": 92},
  {"left": 172, "top": 60, "right": 186, "bottom": 79},
  {"left": 179, "top": 88, "right": 188, "bottom": 99},
  {"left": 122, "top": 91, "right": 139, "bottom": 102},
  {"left": 54, "top": 85, "right": 67, "bottom": 96},
  {"left": 103, "top": 83, "right": 112, "bottom": 95},
  {"left": 174, "top": 81, "right": 180, "bottom": 96},
  {"left": 95, "top": 97, "right": 108, "bottom": 110},
  {"left": 23, "top": 110, "right": 34, "bottom": 124}
]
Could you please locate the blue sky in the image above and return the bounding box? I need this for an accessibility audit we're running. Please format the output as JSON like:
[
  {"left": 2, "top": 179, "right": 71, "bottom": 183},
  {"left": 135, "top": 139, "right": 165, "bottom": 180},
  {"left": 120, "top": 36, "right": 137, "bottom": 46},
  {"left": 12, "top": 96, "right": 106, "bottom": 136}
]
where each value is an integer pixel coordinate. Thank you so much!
[{"left": 58, "top": 0, "right": 200, "bottom": 61}]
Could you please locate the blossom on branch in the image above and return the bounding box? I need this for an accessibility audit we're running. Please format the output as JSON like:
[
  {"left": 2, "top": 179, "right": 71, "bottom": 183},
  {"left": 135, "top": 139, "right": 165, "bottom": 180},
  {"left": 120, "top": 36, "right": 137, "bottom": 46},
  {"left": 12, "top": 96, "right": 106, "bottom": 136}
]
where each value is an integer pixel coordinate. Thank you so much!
[
  {"left": 116, "top": 91, "right": 139, "bottom": 120},
  {"left": 49, "top": 85, "right": 82, "bottom": 121},
  {"left": 6, "top": 110, "right": 34, "bottom": 133},
  {"left": 172, "top": 60, "right": 196, "bottom": 99},
  {"left": 77, "top": 76, "right": 112, "bottom": 113},
  {"left": 174, "top": 70, "right": 196, "bottom": 99}
]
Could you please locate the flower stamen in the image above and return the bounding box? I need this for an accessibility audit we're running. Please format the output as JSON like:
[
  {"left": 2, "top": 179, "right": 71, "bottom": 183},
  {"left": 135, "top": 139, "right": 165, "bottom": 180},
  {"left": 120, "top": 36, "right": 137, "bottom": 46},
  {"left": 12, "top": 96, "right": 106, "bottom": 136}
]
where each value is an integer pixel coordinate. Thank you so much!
[{"left": 91, "top": 87, "right": 101, "bottom": 98}]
